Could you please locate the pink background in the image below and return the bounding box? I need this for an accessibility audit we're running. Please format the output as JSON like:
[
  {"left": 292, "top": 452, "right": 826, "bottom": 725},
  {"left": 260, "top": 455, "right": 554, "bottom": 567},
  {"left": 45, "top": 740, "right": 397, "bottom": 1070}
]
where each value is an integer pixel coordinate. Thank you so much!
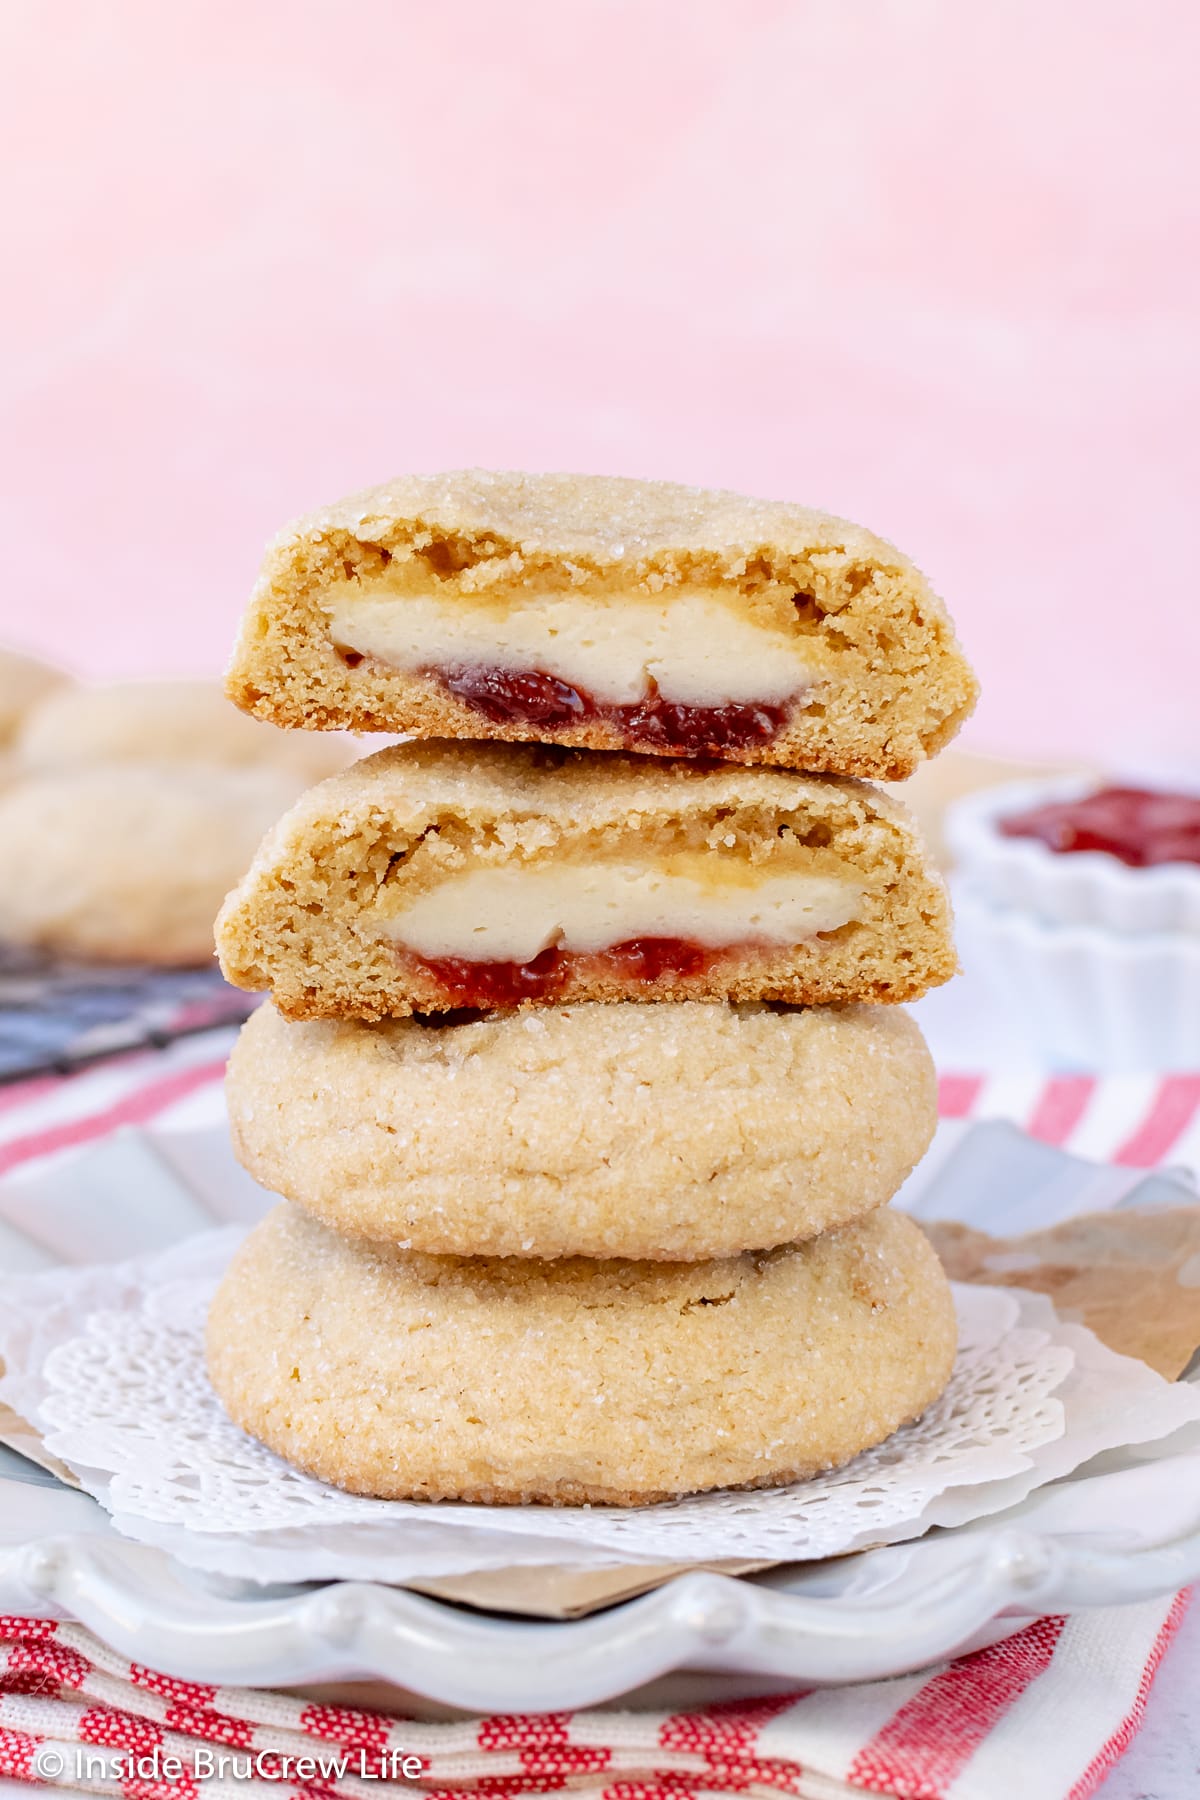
[{"left": 1, "top": 1, "right": 1196, "bottom": 768}]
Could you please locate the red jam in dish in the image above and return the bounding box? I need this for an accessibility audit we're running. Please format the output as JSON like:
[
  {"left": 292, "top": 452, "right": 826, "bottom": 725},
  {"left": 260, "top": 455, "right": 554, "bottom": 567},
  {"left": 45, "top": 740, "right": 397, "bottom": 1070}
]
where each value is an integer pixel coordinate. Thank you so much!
[
  {"left": 411, "top": 937, "right": 720, "bottom": 1007},
  {"left": 999, "top": 786, "right": 1200, "bottom": 869},
  {"left": 437, "top": 664, "right": 790, "bottom": 755}
]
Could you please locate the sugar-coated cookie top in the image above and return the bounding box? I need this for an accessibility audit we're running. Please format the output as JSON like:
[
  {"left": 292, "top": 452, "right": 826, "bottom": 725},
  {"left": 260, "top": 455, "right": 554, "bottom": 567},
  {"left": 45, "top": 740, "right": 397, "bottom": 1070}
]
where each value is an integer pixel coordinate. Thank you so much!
[
  {"left": 267, "top": 468, "right": 920, "bottom": 574},
  {"left": 226, "top": 999, "right": 936, "bottom": 1259},
  {"left": 256, "top": 736, "right": 921, "bottom": 840}
]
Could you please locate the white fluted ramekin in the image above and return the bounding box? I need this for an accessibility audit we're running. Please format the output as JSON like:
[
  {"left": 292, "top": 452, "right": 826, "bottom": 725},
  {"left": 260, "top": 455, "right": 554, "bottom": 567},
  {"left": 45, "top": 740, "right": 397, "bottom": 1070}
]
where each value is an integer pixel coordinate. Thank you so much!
[
  {"left": 944, "top": 778, "right": 1200, "bottom": 936},
  {"left": 953, "top": 880, "right": 1200, "bottom": 1072}
]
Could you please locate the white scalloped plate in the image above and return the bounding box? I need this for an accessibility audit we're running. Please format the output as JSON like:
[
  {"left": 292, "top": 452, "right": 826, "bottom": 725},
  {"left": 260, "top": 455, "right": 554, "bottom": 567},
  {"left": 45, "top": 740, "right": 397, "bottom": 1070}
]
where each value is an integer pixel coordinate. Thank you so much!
[
  {"left": 1, "top": 1447, "right": 1199, "bottom": 1708},
  {"left": 0, "top": 1117, "right": 1196, "bottom": 1706}
]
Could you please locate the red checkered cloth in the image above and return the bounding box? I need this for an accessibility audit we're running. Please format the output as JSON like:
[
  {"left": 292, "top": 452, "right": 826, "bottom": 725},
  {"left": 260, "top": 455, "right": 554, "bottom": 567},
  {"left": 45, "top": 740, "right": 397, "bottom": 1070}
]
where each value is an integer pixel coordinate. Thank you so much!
[
  {"left": 0, "top": 1042, "right": 1196, "bottom": 1799},
  {"left": 0, "top": 1602, "right": 1187, "bottom": 1800}
]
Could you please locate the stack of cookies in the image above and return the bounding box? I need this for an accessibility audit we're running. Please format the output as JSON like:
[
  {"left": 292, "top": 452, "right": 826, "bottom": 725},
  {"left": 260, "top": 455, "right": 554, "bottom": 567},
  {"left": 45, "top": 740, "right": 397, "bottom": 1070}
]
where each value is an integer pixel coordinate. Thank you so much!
[{"left": 207, "top": 472, "right": 978, "bottom": 1507}]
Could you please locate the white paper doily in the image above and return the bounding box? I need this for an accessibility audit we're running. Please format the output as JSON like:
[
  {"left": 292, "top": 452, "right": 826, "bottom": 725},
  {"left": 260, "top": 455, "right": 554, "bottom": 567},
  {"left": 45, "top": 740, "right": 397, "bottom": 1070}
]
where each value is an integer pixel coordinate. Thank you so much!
[{"left": 0, "top": 1230, "right": 1038, "bottom": 1571}]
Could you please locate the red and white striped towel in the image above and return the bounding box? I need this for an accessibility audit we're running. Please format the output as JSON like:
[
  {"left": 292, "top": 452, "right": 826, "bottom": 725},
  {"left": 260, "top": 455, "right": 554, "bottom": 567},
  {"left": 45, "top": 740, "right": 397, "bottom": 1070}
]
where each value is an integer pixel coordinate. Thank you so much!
[
  {"left": 0, "top": 1602, "right": 1187, "bottom": 1800},
  {"left": 0, "top": 1029, "right": 233, "bottom": 1184},
  {"left": 936, "top": 1071, "right": 1200, "bottom": 1170}
]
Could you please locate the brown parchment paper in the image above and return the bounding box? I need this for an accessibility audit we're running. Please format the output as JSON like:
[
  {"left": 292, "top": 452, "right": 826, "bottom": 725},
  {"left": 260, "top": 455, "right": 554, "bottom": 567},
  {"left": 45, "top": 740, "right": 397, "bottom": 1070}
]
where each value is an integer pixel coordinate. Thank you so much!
[
  {"left": 925, "top": 1206, "right": 1200, "bottom": 1380},
  {"left": 404, "top": 1560, "right": 773, "bottom": 1619},
  {"left": 0, "top": 1388, "right": 80, "bottom": 1487}
]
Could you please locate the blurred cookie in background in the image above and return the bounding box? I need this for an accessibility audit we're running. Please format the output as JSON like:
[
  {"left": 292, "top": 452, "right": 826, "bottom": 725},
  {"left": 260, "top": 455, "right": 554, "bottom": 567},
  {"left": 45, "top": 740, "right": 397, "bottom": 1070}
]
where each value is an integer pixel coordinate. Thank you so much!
[
  {"left": 0, "top": 673, "right": 349, "bottom": 1071},
  {"left": 0, "top": 644, "right": 71, "bottom": 746},
  {"left": 13, "top": 679, "right": 355, "bottom": 782},
  {"left": 0, "top": 762, "right": 303, "bottom": 966}
]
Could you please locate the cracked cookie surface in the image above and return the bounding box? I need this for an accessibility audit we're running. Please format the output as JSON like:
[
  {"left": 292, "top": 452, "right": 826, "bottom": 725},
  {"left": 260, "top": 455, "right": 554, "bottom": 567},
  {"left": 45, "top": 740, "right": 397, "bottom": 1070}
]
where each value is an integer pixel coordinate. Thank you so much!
[
  {"left": 227, "top": 999, "right": 937, "bottom": 1259},
  {"left": 206, "top": 1203, "right": 957, "bottom": 1505}
]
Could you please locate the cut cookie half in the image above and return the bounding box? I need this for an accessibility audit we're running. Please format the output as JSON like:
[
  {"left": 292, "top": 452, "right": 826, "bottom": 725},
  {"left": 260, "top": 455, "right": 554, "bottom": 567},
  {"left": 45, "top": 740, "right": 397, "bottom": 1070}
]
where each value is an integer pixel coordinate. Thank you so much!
[
  {"left": 214, "top": 740, "right": 956, "bottom": 1019},
  {"left": 225, "top": 470, "right": 978, "bottom": 779}
]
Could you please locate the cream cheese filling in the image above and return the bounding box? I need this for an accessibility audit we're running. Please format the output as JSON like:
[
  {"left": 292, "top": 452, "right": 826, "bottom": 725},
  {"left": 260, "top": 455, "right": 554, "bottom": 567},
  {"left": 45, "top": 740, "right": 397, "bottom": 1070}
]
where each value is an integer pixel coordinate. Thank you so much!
[
  {"left": 381, "top": 859, "right": 862, "bottom": 964},
  {"left": 326, "top": 587, "right": 813, "bottom": 707}
]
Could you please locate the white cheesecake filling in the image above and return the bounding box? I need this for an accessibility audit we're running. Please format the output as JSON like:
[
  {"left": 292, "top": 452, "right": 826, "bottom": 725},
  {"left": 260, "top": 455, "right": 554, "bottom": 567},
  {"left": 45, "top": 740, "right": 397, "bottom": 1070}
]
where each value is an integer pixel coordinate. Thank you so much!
[
  {"left": 381, "top": 859, "right": 862, "bottom": 964},
  {"left": 326, "top": 587, "right": 813, "bottom": 708}
]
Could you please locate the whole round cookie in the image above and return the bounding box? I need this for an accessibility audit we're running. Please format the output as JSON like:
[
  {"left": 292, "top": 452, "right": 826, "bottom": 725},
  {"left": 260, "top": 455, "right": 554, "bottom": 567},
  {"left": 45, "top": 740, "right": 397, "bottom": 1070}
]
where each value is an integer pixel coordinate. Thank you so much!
[
  {"left": 207, "top": 1203, "right": 957, "bottom": 1505},
  {"left": 227, "top": 1000, "right": 937, "bottom": 1259},
  {"left": 15, "top": 679, "right": 352, "bottom": 782},
  {"left": 0, "top": 763, "right": 305, "bottom": 965},
  {"left": 0, "top": 645, "right": 69, "bottom": 745}
]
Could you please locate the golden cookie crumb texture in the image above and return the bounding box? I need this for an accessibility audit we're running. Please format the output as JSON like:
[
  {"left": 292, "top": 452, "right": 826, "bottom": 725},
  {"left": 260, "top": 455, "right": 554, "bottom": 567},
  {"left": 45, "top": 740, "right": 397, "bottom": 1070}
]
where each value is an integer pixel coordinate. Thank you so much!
[
  {"left": 214, "top": 739, "right": 956, "bottom": 1018},
  {"left": 225, "top": 470, "right": 977, "bottom": 778}
]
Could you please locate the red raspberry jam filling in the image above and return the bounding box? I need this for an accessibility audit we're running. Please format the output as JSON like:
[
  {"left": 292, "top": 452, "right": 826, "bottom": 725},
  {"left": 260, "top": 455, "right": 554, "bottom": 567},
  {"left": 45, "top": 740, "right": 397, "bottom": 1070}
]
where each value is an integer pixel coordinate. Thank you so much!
[
  {"left": 416, "top": 948, "right": 567, "bottom": 1009},
  {"left": 601, "top": 936, "right": 713, "bottom": 981},
  {"left": 436, "top": 664, "right": 790, "bottom": 755},
  {"left": 999, "top": 786, "right": 1200, "bottom": 869},
  {"left": 410, "top": 937, "right": 720, "bottom": 1008}
]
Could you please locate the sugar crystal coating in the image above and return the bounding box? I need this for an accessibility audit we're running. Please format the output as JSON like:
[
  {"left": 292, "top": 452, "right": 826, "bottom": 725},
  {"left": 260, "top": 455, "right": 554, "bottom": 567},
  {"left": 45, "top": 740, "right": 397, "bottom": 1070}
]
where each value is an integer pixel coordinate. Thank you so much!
[
  {"left": 206, "top": 1203, "right": 958, "bottom": 1505},
  {"left": 226, "top": 1000, "right": 938, "bottom": 1259}
]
